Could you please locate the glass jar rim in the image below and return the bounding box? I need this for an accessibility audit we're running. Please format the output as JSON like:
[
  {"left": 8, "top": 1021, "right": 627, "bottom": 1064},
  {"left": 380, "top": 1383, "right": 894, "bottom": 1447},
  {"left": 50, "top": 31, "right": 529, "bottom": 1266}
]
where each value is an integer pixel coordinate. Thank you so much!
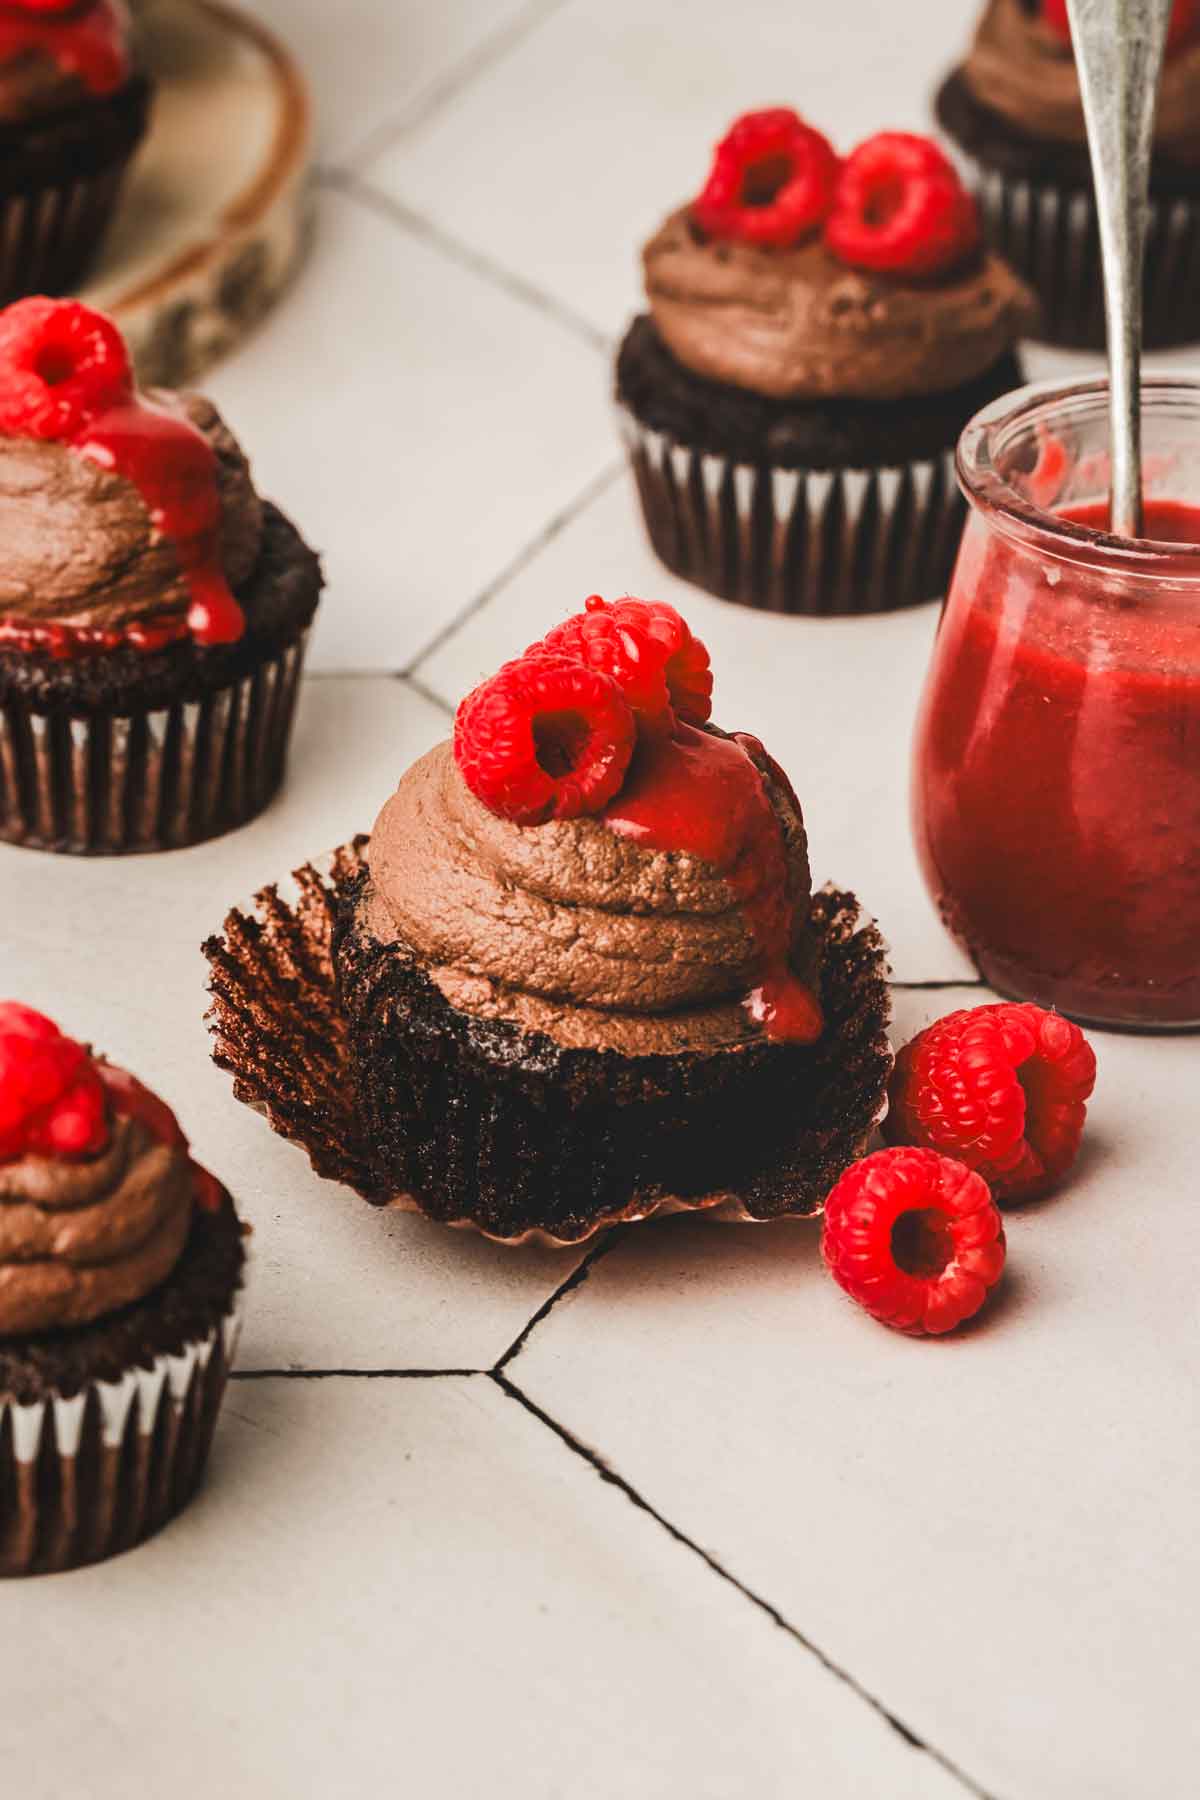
[{"left": 956, "top": 371, "right": 1200, "bottom": 582}]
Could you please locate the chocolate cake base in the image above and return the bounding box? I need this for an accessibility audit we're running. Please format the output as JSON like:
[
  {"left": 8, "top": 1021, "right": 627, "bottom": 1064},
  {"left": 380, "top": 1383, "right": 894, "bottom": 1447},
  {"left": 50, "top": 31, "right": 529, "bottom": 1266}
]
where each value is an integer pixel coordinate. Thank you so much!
[
  {"left": 0, "top": 74, "right": 153, "bottom": 304},
  {"left": 937, "top": 68, "right": 1200, "bottom": 348},
  {"left": 203, "top": 843, "right": 893, "bottom": 1245},
  {"left": 0, "top": 1195, "right": 246, "bottom": 1577},
  {"left": 615, "top": 317, "right": 1019, "bottom": 616},
  {"left": 0, "top": 504, "right": 322, "bottom": 854}
]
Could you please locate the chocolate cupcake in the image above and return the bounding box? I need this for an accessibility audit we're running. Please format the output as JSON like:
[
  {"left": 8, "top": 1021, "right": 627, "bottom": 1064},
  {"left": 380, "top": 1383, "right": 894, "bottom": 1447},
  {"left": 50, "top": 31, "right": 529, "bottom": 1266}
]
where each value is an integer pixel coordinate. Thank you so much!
[
  {"left": 0, "top": 1002, "right": 246, "bottom": 1576},
  {"left": 0, "top": 297, "right": 322, "bottom": 853},
  {"left": 205, "top": 597, "right": 891, "bottom": 1245},
  {"left": 0, "top": 0, "right": 152, "bottom": 301},
  {"left": 936, "top": 0, "right": 1200, "bottom": 348},
  {"left": 616, "top": 111, "right": 1035, "bottom": 616}
]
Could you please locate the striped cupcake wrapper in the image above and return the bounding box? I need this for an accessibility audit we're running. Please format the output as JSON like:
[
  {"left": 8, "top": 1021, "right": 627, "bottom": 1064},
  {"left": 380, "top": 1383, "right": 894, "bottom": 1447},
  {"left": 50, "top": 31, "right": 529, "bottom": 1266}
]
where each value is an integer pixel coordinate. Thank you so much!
[
  {"left": 0, "top": 632, "right": 308, "bottom": 855},
  {"left": 619, "top": 408, "right": 963, "bottom": 616},
  {"left": 975, "top": 167, "right": 1200, "bottom": 351},
  {"left": 0, "top": 1299, "right": 243, "bottom": 1578},
  {"left": 0, "top": 160, "right": 131, "bottom": 305}
]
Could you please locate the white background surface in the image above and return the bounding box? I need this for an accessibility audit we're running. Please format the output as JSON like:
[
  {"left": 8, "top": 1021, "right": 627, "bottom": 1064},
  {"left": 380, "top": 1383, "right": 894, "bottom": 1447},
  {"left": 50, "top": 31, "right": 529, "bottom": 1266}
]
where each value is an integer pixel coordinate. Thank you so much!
[{"left": 2, "top": 4, "right": 1197, "bottom": 1797}]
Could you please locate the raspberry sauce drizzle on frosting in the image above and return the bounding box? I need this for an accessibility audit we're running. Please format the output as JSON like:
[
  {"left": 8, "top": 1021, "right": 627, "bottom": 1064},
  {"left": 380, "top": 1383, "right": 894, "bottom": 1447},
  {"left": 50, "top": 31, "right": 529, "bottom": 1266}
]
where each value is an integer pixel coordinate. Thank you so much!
[
  {"left": 0, "top": 1, "right": 130, "bottom": 98},
  {"left": 602, "top": 723, "right": 823, "bottom": 1044},
  {"left": 98, "top": 1062, "right": 223, "bottom": 1212}
]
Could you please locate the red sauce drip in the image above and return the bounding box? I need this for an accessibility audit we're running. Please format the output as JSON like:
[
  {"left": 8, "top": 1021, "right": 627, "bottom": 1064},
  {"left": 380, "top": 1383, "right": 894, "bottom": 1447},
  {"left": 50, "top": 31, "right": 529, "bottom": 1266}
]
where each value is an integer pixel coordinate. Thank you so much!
[
  {"left": 0, "top": 612, "right": 189, "bottom": 660},
  {"left": 0, "top": 1, "right": 130, "bottom": 98},
  {"left": 913, "top": 495, "right": 1200, "bottom": 1026},
  {"left": 97, "top": 1062, "right": 223, "bottom": 1212},
  {"left": 602, "top": 722, "right": 823, "bottom": 1044}
]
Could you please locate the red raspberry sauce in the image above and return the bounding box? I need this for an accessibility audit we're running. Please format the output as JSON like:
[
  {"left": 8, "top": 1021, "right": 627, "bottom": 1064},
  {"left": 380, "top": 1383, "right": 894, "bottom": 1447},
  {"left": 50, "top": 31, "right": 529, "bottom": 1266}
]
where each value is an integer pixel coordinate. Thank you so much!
[
  {"left": 603, "top": 721, "right": 823, "bottom": 1044},
  {"left": 914, "top": 497, "right": 1200, "bottom": 1025},
  {"left": 0, "top": 1, "right": 130, "bottom": 98},
  {"left": 0, "top": 394, "right": 245, "bottom": 660}
]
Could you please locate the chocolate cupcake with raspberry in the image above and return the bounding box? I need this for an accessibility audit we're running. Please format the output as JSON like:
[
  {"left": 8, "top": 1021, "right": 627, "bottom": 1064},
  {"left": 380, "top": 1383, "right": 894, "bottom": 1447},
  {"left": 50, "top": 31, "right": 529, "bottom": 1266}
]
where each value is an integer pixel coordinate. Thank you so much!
[
  {"left": 0, "top": 1002, "right": 247, "bottom": 1576},
  {"left": 207, "top": 597, "right": 892, "bottom": 1244},
  {"left": 0, "top": 296, "right": 322, "bottom": 854},
  {"left": 616, "top": 110, "right": 1036, "bottom": 616},
  {"left": 937, "top": 0, "right": 1200, "bottom": 347},
  {"left": 0, "top": 1, "right": 151, "bottom": 301}
]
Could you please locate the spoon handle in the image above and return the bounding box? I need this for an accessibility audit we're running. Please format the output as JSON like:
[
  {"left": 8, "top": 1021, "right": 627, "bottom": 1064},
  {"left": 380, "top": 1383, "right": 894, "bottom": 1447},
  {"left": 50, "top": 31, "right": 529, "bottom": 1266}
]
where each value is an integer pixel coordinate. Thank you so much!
[{"left": 1067, "top": 0, "right": 1172, "bottom": 537}]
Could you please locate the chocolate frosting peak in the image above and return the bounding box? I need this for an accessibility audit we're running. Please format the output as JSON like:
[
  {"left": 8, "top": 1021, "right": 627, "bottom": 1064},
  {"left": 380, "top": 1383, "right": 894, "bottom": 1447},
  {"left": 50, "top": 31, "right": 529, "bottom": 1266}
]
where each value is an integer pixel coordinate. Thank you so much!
[
  {"left": 962, "top": 0, "right": 1200, "bottom": 153},
  {"left": 0, "top": 1108, "right": 194, "bottom": 1336},
  {"left": 0, "top": 391, "right": 264, "bottom": 634},
  {"left": 643, "top": 208, "right": 1037, "bottom": 401},
  {"left": 363, "top": 739, "right": 816, "bottom": 1055}
]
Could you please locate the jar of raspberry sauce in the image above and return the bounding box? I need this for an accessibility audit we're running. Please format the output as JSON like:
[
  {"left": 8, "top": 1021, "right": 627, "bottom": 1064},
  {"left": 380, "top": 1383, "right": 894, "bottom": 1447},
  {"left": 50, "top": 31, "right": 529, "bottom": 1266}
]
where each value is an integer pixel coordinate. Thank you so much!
[{"left": 913, "top": 375, "right": 1200, "bottom": 1029}]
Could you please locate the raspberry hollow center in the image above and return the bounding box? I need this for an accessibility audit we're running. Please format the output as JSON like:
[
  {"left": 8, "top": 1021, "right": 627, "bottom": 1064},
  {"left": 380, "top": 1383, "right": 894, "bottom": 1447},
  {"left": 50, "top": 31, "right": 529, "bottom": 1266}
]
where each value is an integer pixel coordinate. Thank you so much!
[
  {"left": 533, "top": 709, "right": 589, "bottom": 779},
  {"left": 34, "top": 345, "right": 77, "bottom": 386},
  {"left": 891, "top": 1207, "right": 954, "bottom": 1279},
  {"left": 863, "top": 176, "right": 904, "bottom": 228},
  {"left": 742, "top": 154, "right": 793, "bottom": 207}
]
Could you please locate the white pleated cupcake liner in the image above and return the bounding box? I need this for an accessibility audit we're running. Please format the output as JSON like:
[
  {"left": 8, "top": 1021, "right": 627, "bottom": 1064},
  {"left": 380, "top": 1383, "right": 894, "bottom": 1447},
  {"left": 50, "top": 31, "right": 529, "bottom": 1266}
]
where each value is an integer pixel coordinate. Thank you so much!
[
  {"left": 974, "top": 165, "right": 1200, "bottom": 350},
  {"left": 0, "top": 630, "right": 308, "bottom": 855},
  {"left": 0, "top": 1295, "right": 245, "bottom": 1577},
  {"left": 618, "top": 407, "right": 963, "bottom": 616}
]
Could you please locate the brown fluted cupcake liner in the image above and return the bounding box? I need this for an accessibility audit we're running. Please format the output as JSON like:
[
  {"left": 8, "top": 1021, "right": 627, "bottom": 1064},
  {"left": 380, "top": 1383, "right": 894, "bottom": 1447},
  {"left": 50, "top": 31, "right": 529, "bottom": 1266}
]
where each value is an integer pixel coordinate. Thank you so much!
[
  {"left": 0, "top": 1300, "right": 243, "bottom": 1578},
  {"left": 618, "top": 408, "right": 964, "bottom": 616},
  {"left": 203, "top": 843, "right": 893, "bottom": 1248},
  {"left": 0, "top": 632, "right": 308, "bottom": 855},
  {"left": 0, "top": 161, "right": 132, "bottom": 304},
  {"left": 974, "top": 166, "right": 1200, "bottom": 350}
]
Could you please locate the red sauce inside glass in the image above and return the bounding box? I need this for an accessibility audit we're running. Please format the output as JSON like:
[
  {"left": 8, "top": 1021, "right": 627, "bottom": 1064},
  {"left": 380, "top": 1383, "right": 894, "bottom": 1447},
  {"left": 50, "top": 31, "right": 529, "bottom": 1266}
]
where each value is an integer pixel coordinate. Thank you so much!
[
  {"left": 604, "top": 722, "right": 823, "bottom": 1044},
  {"left": 913, "top": 497, "right": 1200, "bottom": 1025},
  {"left": 0, "top": 0, "right": 130, "bottom": 98}
]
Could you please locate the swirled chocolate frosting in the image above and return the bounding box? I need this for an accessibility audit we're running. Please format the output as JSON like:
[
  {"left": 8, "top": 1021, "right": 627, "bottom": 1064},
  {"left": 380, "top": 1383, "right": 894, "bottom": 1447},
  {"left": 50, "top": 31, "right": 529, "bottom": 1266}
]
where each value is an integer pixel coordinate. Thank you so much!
[
  {"left": 962, "top": 0, "right": 1200, "bottom": 154},
  {"left": 0, "top": 391, "right": 263, "bottom": 633},
  {"left": 643, "top": 207, "right": 1037, "bottom": 401},
  {"left": 0, "top": 1107, "right": 193, "bottom": 1336},
  {"left": 361, "top": 739, "right": 816, "bottom": 1055}
]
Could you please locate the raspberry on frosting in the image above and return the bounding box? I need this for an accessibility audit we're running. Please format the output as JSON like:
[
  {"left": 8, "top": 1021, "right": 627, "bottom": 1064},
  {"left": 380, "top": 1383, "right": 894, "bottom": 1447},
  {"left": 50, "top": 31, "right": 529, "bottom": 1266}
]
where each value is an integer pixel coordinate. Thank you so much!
[
  {"left": 537, "top": 595, "right": 713, "bottom": 735},
  {"left": 693, "top": 108, "right": 840, "bottom": 247},
  {"left": 0, "top": 297, "right": 132, "bottom": 442},
  {"left": 824, "top": 132, "right": 980, "bottom": 278},
  {"left": 0, "top": 1001, "right": 109, "bottom": 1162}
]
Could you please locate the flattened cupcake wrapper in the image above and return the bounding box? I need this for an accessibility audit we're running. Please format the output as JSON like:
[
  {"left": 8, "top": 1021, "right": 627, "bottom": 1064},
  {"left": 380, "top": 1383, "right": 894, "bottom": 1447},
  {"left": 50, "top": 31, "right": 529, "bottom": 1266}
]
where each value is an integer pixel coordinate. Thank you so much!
[
  {"left": 617, "top": 408, "right": 963, "bottom": 617},
  {"left": 974, "top": 166, "right": 1200, "bottom": 350},
  {"left": 0, "top": 631, "right": 309, "bottom": 855},
  {"left": 0, "top": 1298, "right": 244, "bottom": 1577},
  {"left": 0, "top": 157, "right": 132, "bottom": 307},
  {"left": 203, "top": 844, "right": 893, "bottom": 1249}
]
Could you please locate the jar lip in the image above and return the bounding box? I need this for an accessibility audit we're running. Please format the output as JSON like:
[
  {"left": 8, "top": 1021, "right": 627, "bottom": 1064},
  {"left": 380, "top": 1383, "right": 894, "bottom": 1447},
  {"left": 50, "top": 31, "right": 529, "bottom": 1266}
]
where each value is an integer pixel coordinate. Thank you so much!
[{"left": 956, "top": 371, "right": 1200, "bottom": 579}]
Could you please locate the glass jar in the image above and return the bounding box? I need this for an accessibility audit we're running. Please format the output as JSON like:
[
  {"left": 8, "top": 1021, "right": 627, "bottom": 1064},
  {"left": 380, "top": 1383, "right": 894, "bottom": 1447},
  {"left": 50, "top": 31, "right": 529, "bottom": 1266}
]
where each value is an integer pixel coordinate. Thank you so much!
[{"left": 912, "top": 375, "right": 1200, "bottom": 1029}]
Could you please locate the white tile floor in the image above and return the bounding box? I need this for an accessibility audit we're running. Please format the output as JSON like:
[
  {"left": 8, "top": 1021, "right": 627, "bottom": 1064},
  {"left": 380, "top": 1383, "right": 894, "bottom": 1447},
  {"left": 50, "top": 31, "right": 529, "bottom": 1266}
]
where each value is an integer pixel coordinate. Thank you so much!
[{"left": 1, "top": 3, "right": 1196, "bottom": 1796}]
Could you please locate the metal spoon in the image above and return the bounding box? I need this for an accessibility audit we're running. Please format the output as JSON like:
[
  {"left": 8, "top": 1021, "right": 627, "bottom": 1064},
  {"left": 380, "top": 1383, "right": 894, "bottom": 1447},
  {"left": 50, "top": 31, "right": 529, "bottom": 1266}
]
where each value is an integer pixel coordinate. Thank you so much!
[{"left": 1067, "top": 0, "right": 1172, "bottom": 537}]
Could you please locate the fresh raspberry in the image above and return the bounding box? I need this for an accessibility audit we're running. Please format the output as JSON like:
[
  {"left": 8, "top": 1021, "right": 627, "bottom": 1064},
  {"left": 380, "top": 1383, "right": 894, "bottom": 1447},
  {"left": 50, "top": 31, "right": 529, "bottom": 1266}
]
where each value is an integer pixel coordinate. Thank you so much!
[
  {"left": 821, "top": 1147, "right": 1006, "bottom": 1336},
  {"left": 454, "top": 653, "right": 636, "bottom": 826},
  {"left": 693, "top": 108, "right": 840, "bottom": 247},
  {"left": 0, "top": 298, "right": 133, "bottom": 442},
  {"left": 824, "top": 132, "right": 980, "bottom": 277},
  {"left": 0, "top": 1002, "right": 109, "bottom": 1163},
  {"left": 885, "top": 1003, "right": 1097, "bottom": 1204},
  {"left": 537, "top": 595, "right": 713, "bottom": 733},
  {"left": 1042, "top": 0, "right": 1198, "bottom": 52}
]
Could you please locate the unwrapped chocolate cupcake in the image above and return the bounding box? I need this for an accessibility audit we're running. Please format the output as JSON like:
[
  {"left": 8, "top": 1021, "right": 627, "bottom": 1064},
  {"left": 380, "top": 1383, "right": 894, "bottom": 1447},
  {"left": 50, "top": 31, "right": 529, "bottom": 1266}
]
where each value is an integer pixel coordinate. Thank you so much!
[
  {"left": 0, "top": 297, "right": 322, "bottom": 853},
  {"left": 616, "top": 110, "right": 1035, "bottom": 616},
  {"left": 937, "top": 0, "right": 1200, "bottom": 347},
  {"left": 0, "top": 1002, "right": 247, "bottom": 1576},
  {"left": 0, "top": 0, "right": 151, "bottom": 300},
  {"left": 206, "top": 597, "right": 892, "bottom": 1244}
]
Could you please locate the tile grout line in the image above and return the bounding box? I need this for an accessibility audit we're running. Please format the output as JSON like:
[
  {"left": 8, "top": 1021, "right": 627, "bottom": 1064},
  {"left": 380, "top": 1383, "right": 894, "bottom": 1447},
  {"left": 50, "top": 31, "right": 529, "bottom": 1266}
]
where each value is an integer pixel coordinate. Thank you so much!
[
  {"left": 401, "top": 669, "right": 454, "bottom": 717},
  {"left": 326, "top": 167, "right": 611, "bottom": 356},
  {"left": 231, "top": 1367, "right": 483, "bottom": 1381},
  {"left": 492, "top": 1368, "right": 1000, "bottom": 1800},
  {"left": 338, "top": 0, "right": 572, "bottom": 175},
  {"left": 402, "top": 455, "right": 627, "bottom": 682},
  {"left": 494, "top": 1231, "right": 625, "bottom": 1373},
  {"left": 891, "top": 978, "right": 987, "bottom": 991}
]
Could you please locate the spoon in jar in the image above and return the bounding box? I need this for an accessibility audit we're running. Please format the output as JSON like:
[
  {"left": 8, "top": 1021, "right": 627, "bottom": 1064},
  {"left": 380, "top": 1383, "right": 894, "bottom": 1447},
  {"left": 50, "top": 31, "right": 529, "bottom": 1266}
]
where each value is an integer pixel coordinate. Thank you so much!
[{"left": 1067, "top": 0, "right": 1172, "bottom": 537}]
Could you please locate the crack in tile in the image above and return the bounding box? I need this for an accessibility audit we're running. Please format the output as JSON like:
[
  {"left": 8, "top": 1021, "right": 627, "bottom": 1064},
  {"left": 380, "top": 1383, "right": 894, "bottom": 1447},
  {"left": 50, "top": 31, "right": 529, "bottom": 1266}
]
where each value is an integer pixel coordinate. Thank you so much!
[
  {"left": 494, "top": 1230, "right": 624, "bottom": 1373},
  {"left": 342, "top": 0, "right": 571, "bottom": 174},
  {"left": 403, "top": 456, "right": 626, "bottom": 683},
  {"left": 328, "top": 169, "right": 611, "bottom": 354},
  {"left": 492, "top": 1369, "right": 999, "bottom": 1800}
]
